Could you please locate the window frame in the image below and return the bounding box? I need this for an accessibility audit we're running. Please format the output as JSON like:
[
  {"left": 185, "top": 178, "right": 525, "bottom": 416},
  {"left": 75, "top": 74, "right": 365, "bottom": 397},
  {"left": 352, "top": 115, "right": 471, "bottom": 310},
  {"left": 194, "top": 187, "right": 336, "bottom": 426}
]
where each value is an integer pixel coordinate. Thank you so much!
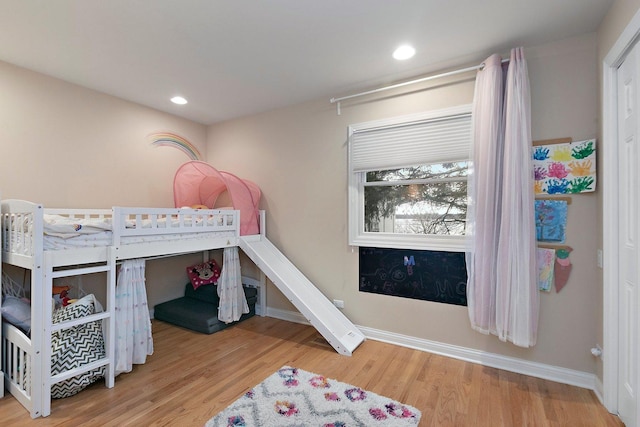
[{"left": 348, "top": 104, "right": 472, "bottom": 252}]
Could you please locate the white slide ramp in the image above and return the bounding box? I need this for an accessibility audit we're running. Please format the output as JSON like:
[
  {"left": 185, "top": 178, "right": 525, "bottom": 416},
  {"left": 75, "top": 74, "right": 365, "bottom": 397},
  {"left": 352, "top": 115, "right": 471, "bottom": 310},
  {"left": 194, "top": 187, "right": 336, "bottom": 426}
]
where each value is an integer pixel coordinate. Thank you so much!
[{"left": 239, "top": 236, "right": 365, "bottom": 356}]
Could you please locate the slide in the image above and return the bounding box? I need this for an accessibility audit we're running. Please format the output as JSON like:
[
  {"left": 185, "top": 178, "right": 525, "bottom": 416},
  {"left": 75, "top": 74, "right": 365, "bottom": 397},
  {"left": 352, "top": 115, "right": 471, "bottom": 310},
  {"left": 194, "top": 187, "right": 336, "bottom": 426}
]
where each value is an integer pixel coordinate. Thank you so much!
[{"left": 239, "top": 236, "right": 365, "bottom": 356}]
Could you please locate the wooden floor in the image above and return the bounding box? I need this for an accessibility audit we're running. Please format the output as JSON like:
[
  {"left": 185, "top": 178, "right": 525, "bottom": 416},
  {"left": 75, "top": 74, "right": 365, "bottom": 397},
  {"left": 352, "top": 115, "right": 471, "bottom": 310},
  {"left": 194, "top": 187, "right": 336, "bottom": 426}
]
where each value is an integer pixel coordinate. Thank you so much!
[{"left": 0, "top": 317, "right": 624, "bottom": 426}]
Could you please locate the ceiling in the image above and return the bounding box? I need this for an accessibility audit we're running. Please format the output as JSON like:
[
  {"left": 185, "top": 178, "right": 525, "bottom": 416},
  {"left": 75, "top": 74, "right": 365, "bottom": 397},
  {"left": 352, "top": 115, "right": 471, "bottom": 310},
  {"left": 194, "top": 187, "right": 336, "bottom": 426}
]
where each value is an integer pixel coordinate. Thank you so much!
[{"left": 0, "top": 1, "right": 613, "bottom": 125}]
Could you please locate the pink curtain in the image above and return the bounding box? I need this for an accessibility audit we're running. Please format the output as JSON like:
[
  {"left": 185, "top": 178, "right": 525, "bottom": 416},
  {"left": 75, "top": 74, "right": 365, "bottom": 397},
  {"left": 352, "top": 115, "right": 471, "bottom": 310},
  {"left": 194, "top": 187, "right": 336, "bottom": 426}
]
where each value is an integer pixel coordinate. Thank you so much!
[{"left": 466, "top": 47, "right": 538, "bottom": 347}]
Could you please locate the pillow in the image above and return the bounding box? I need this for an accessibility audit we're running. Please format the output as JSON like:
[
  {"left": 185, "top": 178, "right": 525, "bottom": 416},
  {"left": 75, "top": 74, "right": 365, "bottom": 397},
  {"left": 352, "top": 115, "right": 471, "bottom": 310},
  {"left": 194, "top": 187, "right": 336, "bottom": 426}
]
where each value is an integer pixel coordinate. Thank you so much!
[
  {"left": 51, "top": 294, "right": 105, "bottom": 399},
  {"left": 52, "top": 293, "right": 96, "bottom": 324},
  {"left": 187, "top": 259, "right": 221, "bottom": 290},
  {"left": 1, "top": 296, "right": 31, "bottom": 334}
]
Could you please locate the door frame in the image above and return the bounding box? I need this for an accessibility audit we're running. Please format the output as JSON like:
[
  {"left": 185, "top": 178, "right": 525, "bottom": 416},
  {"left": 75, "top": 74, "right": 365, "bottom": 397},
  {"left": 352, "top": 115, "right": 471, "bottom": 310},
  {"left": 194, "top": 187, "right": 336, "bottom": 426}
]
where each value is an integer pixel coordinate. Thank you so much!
[{"left": 603, "top": 8, "right": 640, "bottom": 415}]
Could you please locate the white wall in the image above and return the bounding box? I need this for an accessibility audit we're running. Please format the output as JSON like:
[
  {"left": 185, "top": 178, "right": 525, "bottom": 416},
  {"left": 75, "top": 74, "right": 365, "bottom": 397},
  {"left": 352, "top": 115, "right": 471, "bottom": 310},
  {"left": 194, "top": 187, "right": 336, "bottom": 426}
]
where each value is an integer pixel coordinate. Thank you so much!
[
  {"left": 0, "top": 59, "right": 210, "bottom": 306},
  {"left": 207, "top": 33, "right": 601, "bottom": 374},
  {"left": 0, "top": 31, "right": 606, "bottom": 376}
]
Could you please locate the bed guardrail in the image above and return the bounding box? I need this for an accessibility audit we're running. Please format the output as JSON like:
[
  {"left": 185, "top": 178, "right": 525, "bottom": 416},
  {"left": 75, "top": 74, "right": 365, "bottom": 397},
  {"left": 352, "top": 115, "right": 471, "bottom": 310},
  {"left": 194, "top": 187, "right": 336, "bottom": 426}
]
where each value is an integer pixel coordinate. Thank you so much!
[
  {"left": 111, "top": 207, "right": 240, "bottom": 245},
  {"left": 1, "top": 200, "right": 44, "bottom": 265}
]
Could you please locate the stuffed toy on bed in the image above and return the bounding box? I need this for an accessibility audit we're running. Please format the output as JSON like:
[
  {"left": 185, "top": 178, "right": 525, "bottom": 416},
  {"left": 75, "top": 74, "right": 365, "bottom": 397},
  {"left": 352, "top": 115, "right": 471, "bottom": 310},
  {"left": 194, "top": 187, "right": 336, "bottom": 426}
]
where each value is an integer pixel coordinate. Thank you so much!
[{"left": 52, "top": 285, "right": 71, "bottom": 309}]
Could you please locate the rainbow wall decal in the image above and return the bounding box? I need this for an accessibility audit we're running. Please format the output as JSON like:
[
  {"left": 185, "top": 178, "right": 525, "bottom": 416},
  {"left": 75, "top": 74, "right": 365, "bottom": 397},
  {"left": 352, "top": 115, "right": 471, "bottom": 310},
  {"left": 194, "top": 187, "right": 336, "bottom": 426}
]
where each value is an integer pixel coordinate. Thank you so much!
[{"left": 149, "top": 132, "right": 202, "bottom": 160}]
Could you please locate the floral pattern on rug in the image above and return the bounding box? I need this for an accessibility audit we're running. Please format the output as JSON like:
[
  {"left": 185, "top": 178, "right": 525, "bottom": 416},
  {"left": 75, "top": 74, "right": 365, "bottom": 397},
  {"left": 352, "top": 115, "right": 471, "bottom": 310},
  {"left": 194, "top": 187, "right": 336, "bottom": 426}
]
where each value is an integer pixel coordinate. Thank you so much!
[{"left": 206, "top": 366, "right": 421, "bottom": 426}]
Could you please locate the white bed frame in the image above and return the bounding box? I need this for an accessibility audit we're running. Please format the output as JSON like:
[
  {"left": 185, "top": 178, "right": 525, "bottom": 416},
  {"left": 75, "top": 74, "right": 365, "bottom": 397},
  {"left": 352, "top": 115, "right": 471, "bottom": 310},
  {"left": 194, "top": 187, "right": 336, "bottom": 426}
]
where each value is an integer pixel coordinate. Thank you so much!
[{"left": 1, "top": 199, "right": 253, "bottom": 418}]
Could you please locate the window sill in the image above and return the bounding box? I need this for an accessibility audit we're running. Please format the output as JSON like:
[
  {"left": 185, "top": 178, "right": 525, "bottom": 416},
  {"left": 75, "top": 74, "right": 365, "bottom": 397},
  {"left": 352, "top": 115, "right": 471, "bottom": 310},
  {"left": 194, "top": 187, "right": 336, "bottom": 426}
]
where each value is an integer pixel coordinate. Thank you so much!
[{"left": 350, "top": 233, "right": 466, "bottom": 252}]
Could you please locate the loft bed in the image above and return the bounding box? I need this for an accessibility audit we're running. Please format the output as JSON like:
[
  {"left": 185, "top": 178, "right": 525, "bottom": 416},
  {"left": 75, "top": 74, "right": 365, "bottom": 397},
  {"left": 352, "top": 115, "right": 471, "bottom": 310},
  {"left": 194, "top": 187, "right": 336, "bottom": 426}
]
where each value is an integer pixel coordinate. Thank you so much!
[{"left": 1, "top": 199, "right": 248, "bottom": 418}]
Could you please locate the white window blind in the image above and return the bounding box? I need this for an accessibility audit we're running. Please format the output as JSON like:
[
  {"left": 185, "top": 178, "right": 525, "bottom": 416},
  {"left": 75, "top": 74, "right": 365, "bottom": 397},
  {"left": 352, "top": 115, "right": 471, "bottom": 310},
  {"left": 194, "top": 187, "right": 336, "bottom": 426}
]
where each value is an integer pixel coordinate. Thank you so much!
[
  {"left": 347, "top": 105, "right": 472, "bottom": 251},
  {"left": 350, "top": 109, "right": 471, "bottom": 173}
]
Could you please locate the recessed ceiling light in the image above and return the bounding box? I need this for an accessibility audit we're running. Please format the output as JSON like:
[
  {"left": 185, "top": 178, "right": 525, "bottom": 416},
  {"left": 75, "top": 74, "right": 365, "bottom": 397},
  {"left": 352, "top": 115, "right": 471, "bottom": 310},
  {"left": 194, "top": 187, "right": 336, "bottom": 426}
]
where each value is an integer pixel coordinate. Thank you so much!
[
  {"left": 393, "top": 45, "right": 416, "bottom": 60},
  {"left": 171, "top": 96, "right": 188, "bottom": 105}
]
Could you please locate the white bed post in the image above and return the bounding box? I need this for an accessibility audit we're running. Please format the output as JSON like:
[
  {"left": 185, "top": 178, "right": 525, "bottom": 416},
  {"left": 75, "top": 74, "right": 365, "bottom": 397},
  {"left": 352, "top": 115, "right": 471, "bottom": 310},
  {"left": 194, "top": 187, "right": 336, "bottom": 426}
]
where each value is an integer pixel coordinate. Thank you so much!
[
  {"left": 39, "top": 253, "right": 54, "bottom": 418},
  {"left": 30, "top": 205, "right": 46, "bottom": 418},
  {"left": 105, "top": 246, "right": 116, "bottom": 388},
  {"left": 256, "top": 211, "right": 267, "bottom": 316}
]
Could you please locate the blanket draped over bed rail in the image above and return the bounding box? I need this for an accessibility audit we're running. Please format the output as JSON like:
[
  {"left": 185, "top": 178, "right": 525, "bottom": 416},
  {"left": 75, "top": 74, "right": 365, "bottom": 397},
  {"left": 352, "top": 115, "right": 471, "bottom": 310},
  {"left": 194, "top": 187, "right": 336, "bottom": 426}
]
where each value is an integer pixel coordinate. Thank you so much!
[{"left": 115, "top": 259, "right": 153, "bottom": 376}]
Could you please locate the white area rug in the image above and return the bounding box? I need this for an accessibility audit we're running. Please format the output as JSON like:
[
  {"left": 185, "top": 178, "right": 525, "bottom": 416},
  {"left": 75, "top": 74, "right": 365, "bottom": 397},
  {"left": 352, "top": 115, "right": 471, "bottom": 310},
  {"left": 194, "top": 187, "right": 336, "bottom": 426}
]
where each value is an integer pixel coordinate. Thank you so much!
[{"left": 206, "top": 366, "right": 421, "bottom": 426}]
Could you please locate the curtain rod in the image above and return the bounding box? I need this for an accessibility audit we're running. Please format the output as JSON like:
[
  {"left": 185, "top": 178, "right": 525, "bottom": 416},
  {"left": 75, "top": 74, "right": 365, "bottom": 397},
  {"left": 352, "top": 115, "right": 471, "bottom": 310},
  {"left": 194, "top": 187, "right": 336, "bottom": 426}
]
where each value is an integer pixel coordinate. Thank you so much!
[{"left": 330, "top": 58, "right": 509, "bottom": 115}]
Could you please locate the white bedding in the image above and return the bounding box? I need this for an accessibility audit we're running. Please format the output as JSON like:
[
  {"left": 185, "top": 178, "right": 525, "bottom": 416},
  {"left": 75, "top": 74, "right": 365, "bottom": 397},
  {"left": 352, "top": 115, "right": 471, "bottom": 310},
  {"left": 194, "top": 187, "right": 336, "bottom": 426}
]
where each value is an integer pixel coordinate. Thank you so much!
[
  {"left": 43, "top": 214, "right": 233, "bottom": 238},
  {"left": 43, "top": 230, "right": 235, "bottom": 250},
  {"left": 6, "top": 213, "right": 236, "bottom": 253},
  {"left": 43, "top": 214, "right": 112, "bottom": 238}
]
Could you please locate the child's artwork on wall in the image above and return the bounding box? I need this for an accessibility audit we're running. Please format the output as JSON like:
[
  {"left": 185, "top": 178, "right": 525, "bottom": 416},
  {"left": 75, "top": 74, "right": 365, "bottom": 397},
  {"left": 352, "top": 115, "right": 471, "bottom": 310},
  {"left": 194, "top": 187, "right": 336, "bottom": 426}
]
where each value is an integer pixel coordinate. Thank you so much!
[
  {"left": 533, "top": 139, "right": 596, "bottom": 195},
  {"left": 536, "top": 246, "right": 573, "bottom": 292},
  {"left": 359, "top": 247, "right": 467, "bottom": 306},
  {"left": 554, "top": 247, "right": 573, "bottom": 292},
  {"left": 535, "top": 199, "right": 568, "bottom": 243},
  {"left": 537, "top": 248, "right": 555, "bottom": 292}
]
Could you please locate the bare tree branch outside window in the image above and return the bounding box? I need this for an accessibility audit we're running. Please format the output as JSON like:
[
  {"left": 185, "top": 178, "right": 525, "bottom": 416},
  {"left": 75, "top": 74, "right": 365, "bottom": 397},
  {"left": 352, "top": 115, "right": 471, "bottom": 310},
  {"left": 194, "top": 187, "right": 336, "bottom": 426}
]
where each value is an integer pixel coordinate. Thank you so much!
[{"left": 364, "top": 162, "right": 468, "bottom": 236}]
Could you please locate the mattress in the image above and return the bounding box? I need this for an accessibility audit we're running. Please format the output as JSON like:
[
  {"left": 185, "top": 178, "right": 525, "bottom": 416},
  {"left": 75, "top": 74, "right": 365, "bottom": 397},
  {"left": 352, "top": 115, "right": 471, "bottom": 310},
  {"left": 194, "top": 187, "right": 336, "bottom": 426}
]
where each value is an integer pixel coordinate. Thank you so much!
[{"left": 43, "top": 230, "right": 236, "bottom": 251}]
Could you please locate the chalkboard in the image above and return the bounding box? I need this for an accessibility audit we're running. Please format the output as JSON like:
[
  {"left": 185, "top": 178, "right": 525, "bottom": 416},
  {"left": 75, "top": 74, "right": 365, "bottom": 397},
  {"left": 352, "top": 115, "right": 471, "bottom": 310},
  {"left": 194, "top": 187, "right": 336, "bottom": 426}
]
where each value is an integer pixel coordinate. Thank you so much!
[{"left": 359, "top": 247, "right": 467, "bottom": 306}]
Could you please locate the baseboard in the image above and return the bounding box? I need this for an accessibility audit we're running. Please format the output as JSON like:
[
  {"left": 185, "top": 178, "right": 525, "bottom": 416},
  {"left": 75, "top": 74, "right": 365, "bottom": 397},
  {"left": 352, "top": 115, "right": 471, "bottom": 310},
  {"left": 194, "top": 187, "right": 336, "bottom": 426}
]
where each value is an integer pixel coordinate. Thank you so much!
[
  {"left": 265, "top": 308, "right": 598, "bottom": 392},
  {"left": 360, "top": 325, "right": 597, "bottom": 391},
  {"left": 593, "top": 375, "right": 605, "bottom": 406},
  {"left": 265, "top": 307, "right": 309, "bottom": 324}
]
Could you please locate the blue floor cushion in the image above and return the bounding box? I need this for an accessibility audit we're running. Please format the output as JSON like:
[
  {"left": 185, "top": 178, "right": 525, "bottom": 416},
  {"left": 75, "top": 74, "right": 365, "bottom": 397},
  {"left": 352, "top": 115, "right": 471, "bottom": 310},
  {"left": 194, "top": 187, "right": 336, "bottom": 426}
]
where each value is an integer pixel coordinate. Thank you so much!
[{"left": 154, "top": 285, "right": 257, "bottom": 334}]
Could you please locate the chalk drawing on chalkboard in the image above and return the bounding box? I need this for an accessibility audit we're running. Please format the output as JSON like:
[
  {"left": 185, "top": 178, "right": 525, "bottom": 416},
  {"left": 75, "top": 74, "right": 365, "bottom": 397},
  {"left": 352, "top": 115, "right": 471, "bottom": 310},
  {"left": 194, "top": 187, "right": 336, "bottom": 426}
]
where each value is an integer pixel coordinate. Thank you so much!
[{"left": 359, "top": 247, "right": 467, "bottom": 306}]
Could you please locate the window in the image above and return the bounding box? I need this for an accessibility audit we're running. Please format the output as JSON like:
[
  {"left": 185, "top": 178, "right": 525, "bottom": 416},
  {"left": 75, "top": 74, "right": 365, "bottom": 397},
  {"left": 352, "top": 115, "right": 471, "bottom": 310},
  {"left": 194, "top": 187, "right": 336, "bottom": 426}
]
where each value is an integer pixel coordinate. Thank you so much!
[{"left": 348, "top": 105, "right": 472, "bottom": 251}]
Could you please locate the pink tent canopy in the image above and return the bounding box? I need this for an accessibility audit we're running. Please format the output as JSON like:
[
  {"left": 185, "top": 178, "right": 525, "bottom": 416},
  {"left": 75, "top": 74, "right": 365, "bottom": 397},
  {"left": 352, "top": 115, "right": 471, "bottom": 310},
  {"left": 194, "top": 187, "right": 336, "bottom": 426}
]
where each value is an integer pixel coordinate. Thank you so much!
[{"left": 173, "top": 161, "right": 261, "bottom": 235}]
